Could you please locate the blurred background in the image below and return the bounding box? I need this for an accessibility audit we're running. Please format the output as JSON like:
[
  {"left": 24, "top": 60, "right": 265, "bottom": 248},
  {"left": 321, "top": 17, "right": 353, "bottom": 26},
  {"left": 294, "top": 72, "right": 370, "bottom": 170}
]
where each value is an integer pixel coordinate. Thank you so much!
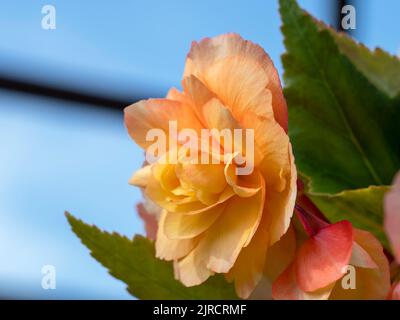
[{"left": 0, "top": 0, "right": 398, "bottom": 299}]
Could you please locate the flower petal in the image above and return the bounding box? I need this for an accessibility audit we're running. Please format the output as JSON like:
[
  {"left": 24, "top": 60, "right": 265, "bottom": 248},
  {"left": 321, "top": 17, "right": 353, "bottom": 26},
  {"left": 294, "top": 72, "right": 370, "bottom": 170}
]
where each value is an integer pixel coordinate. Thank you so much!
[
  {"left": 295, "top": 221, "right": 353, "bottom": 292},
  {"left": 163, "top": 203, "right": 225, "bottom": 240},
  {"left": 129, "top": 164, "right": 152, "bottom": 187},
  {"left": 273, "top": 264, "right": 335, "bottom": 300},
  {"left": 224, "top": 158, "right": 262, "bottom": 198},
  {"left": 176, "top": 189, "right": 264, "bottom": 286},
  {"left": 256, "top": 121, "right": 292, "bottom": 192},
  {"left": 175, "top": 160, "right": 227, "bottom": 195},
  {"left": 350, "top": 241, "right": 378, "bottom": 269},
  {"left": 202, "top": 97, "right": 241, "bottom": 131},
  {"left": 384, "top": 171, "right": 400, "bottom": 263},
  {"left": 224, "top": 220, "right": 269, "bottom": 299},
  {"left": 201, "top": 98, "right": 254, "bottom": 161},
  {"left": 145, "top": 172, "right": 204, "bottom": 213},
  {"left": 329, "top": 228, "right": 391, "bottom": 300},
  {"left": 136, "top": 202, "right": 159, "bottom": 240},
  {"left": 182, "top": 75, "right": 215, "bottom": 125},
  {"left": 247, "top": 226, "right": 297, "bottom": 300},
  {"left": 124, "top": 98, "right": 202, "bottom": 150},
  {"left": 155, "top": 210, "right": 199, "bottom": 260},
  {"left": 207, "top": 192, "right": 265, "bottom": 271},
  {"left": 263, "top": 144, "right": 297, "bottom": 245},
  {"left": 223, "top": 181, "right": 270, "bottom": 299},
  {"left": 264, "top": 225, "right": 297, "bottom": 281},
  {"left": 184, "top": 33, "right": 287, "bottom": 130}
]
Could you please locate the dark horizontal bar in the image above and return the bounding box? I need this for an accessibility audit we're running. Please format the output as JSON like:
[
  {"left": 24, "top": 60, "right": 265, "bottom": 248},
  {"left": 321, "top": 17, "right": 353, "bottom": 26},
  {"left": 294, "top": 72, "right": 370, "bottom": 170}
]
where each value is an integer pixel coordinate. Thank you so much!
[
  {"left": 336, "top": 0, "right": 346, "bottom": 31},
  {"left": 0, "top": 75, "right": 144, "bottom": 109}
]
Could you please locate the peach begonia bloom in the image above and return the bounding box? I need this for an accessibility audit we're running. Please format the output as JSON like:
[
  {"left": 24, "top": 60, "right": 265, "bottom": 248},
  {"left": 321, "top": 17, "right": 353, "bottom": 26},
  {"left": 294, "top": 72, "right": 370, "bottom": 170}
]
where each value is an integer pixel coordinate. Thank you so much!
[
  {"left": 384, "top": 171, "right": 400, "bottom": 264},
  {"left": 125, "top": 33, "right": 296, "bottom": 299},
  {"left": 270, "top": 210, "right": 391, "bottom": 300}
]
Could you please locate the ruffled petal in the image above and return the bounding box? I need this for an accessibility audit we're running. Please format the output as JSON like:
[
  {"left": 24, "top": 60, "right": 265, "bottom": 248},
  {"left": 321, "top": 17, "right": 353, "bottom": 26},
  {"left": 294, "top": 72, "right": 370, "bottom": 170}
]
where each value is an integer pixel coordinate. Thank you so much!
[
  {"left": 155, "top": 211, "right": 199, "bottom": 260},
  {"left": 224, "top": 159, "right": 262, "bottom": 198},
  {"left": 329, "top": 228, "right": 391, "bottom": 300},
  {"left": 384, "top": 171, "right": 400, "bottom": 263},
  {"left": 175, "top": 160, "right": 227, "bottom": 195},
  {"left": 263, "top": 144, "right": 297, "bottom": 245},
  {"left": 182, "top": 75, "right": 215, "bottom": 125},
  {"left": 295, "top": 221, "right": 353, "bottom": 292},
  {"left": 124, "top": 98, "right": 202, "bottom": 150},
  {"left": 129, "top": 164, "right": 152, "bottom": 187},
  {"left": 273, "top": 264, "right": 335, "bottom": 300},
  {"left": 163, "top": 203, "right": 225, "bottom": 240},
  {"left": 183, "top": 33, "right": 287, "bottom": 130},
  {"left": 256, "top": 121, "right": 291, "bottom": 192},
  {"left": 176, "top": 189, "right": 265, "bottom": 286}
]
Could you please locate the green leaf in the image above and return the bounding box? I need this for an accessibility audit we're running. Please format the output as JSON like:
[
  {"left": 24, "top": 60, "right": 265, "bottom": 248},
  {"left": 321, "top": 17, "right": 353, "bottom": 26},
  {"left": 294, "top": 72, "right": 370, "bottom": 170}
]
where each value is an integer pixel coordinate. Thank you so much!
[
  {"left": 280, "top": 0, "right": 399, "bottom": 251},
  {"left": 65, "top": 212, "right": 238, "bottom": 300},
  {"left": 280, "top": 0, "right": 400, "bottom": 194},
  {"left": 329, "top": 31, "right": 400, "bottom": 98},
  {"left": 309, "top": 186, "right": 390, "bottom": 249}
]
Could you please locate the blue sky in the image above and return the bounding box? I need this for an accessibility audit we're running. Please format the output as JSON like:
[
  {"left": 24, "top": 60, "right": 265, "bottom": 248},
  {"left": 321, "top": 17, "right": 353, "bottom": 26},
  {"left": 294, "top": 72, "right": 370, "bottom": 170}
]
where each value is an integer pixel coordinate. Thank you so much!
[
  {"left": 0, "top": 0, "right": 337, "bottom": 98},
  {"left": 0, "top": 0, "right": 398, "bottom": 99},
  {"left": 0, "top": 0, "right": 398, "bottom": 299}
]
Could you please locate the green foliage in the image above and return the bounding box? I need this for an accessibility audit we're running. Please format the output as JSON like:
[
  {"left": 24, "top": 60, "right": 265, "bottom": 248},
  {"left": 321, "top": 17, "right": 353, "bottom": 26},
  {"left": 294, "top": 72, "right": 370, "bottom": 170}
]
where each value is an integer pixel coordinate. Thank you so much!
[
  {"left": 280, "top": 0, "right": 400, "bottom": 250},
  {"left": 310, "top": 186, "right": 389, "bottom": 248},
  {"left": 330, "top": 31, "right": 400, "bottom": 99},
  {"left": 66, "top": 212, "right": 238, "bottom": 300}
]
